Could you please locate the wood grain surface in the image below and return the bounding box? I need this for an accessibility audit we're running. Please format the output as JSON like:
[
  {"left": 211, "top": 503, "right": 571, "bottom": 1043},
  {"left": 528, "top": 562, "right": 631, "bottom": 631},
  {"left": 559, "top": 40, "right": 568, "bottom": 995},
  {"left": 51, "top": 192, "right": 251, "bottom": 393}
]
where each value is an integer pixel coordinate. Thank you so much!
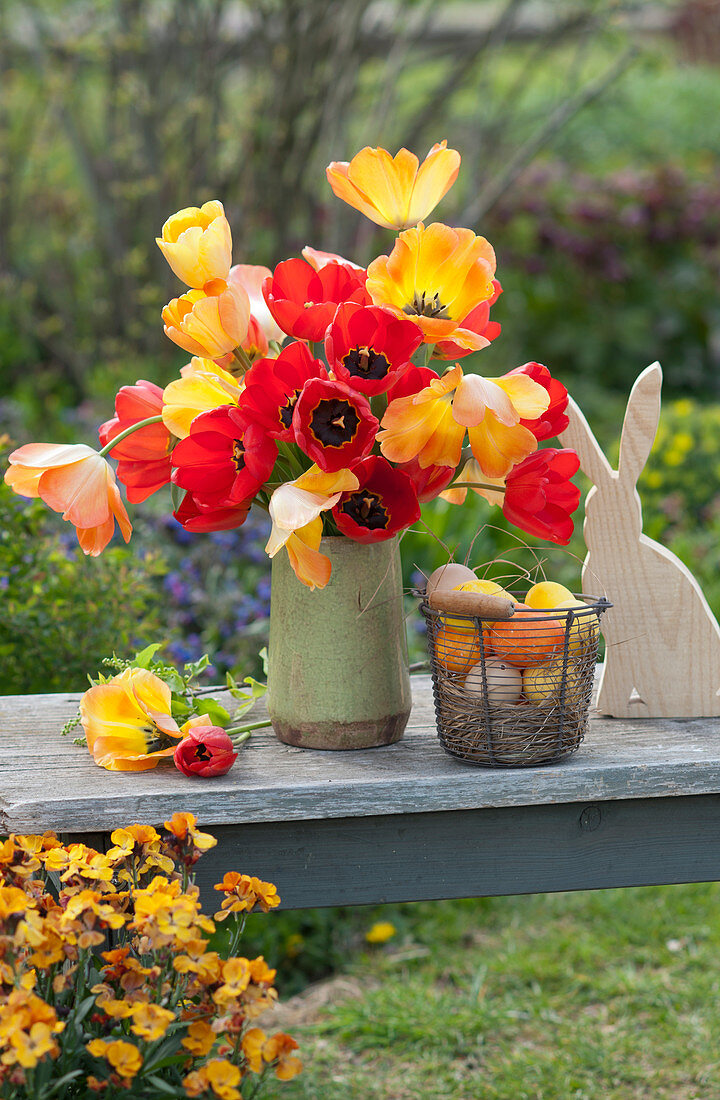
[{"left": 2, "top": 674, "right": 720, "bottom": 835}]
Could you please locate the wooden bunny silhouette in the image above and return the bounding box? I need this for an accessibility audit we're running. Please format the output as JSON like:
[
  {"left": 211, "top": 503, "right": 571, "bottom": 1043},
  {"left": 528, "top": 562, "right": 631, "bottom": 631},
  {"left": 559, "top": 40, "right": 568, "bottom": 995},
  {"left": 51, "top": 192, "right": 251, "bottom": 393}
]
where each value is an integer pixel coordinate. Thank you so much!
[{"left": 560, "top": 362, "right": 720, "bottom": 718}]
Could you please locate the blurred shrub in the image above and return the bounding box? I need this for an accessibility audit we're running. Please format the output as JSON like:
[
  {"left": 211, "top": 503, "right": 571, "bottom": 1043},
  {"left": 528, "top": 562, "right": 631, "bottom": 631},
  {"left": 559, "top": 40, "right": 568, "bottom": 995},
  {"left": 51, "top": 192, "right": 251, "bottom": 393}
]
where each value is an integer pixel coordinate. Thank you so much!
[
  {"left": 0, "top": 469, "right": 165, "bottom": 693},
  {"left": 487, "top": 162, "right": 720, "bottom": 396},
  {"left": 636, "top": 397, "right": 720, "bottom": 614},
  {"left": 134, "top": 508, "right": 272, "bottom": 682}
]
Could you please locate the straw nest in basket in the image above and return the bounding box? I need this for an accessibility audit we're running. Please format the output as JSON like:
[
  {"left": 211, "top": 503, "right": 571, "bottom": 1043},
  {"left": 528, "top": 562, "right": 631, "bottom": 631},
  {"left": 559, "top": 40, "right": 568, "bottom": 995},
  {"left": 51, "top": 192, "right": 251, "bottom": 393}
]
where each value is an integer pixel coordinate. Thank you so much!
[{"left": 422, "top": 585, "right": 606, "bottom": 768}]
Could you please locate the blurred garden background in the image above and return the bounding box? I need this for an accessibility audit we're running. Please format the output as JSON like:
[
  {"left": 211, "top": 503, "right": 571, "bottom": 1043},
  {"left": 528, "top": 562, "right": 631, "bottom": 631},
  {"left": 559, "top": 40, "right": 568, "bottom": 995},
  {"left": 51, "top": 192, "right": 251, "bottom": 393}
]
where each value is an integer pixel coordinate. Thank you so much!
[{"left": 3, "top": 1, "right": 720, "bottom": 1094}]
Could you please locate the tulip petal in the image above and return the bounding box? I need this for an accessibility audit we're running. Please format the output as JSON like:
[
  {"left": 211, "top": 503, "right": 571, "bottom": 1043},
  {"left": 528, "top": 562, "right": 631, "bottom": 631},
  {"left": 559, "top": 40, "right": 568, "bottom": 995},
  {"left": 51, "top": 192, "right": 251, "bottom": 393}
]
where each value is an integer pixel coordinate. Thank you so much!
[
  {"left": 494, "top": 374, "right": 551, "bottom": 420},
  {"left": 467, "top": 418, "right": 538, "bottom": 480}
]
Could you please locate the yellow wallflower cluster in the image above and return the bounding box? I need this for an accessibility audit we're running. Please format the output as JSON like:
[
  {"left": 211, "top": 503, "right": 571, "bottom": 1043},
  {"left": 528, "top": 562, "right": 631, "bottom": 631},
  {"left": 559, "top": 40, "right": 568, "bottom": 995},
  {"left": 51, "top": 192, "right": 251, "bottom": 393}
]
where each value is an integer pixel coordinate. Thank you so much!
[{"left": 0, "top": 813, "right": 301, "bottom": 1098}]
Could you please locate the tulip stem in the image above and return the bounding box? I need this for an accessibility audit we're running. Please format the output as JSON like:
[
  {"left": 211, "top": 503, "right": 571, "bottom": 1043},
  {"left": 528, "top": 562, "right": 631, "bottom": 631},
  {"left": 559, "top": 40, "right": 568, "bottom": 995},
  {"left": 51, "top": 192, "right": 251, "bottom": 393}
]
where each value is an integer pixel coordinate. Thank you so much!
[
  {"left": 226, "top": 719, "right": 273, "bottom": 743},
  {"left": 98, "top": 414, "right": 165, "bottom": 457},
  {"left": 231, "top": 346, "right": 253, "bottom": 375},
  {"left": 449, "top": 481, "right": 507, "bottom": 494}
]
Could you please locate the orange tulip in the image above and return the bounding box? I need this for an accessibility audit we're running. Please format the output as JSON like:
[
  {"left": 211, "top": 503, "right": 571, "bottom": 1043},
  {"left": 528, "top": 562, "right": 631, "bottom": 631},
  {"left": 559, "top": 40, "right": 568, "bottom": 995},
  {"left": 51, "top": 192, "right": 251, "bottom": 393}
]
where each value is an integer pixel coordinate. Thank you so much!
[
  {"left": 326, "top": 141, "right": 460, "bottom": 230},
  {"left": 80, "top": 668, "right": 183, "bottom": 771},
  {"left": 162, "top": 282, "right": 250, "bottom": 359},
  {"left": 156, "top": 200, "right": 232, "bottom": 289},
  {"left": 366, "top": 222, "right": 496, "bottom": 350},
  {"left": 4, "top": 443, "right": 132, "bottom": 556},
  {"left": 378, "top": 364, "right": 549, "bottom": 478}
]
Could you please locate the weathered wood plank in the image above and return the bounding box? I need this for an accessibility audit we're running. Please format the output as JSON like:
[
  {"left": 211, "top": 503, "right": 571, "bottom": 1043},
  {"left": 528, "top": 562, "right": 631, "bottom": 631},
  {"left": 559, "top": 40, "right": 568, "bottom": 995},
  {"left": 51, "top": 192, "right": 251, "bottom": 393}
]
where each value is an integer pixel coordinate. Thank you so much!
[
  {"left": 193, "top": 794, "right": 720, "bottom": 910},
  {"left": 2, "top": 675, "right": 720, "bottom": 835}
]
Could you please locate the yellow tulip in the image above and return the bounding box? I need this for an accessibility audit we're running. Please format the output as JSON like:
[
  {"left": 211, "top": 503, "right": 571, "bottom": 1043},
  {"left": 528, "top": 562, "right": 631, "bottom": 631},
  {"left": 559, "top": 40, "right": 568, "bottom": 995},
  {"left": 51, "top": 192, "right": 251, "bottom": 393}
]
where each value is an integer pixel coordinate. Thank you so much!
[
  {"left": 379, "top": 363, "right": 548, "bottom": 478},
  {"left": 162, "top": 358, "right": 242, "bottom": 439},
  {"left": 162, "top": 282, "right": 250, "bottom": 359},
  {"left": 79, "top": 668, "right": 182, "bottom": 771},
  {"left": 366, "top": 222, "right": 496, "bottom": 350},
  {"left": 326, "top": 141, "right": 460, "bottom": 230},
  {"left": 156, "top": 200, "right": 232, "bottom": 289},
  {"left": 265, "top": 466, "right": 360, "bottom": 589}
]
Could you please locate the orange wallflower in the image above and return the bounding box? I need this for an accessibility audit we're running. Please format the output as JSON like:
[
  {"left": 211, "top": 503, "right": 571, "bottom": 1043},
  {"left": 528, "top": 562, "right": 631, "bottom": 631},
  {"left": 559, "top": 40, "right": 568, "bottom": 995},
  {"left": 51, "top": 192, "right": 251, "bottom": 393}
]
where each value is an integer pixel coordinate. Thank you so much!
[
  {"left": 156, "top": 200, "right": 232, "bottom": 290},
  {"left": 80, "top": 668, "right": 183, "bottom": 771},
  {"left": 366, "top": 222, "right": 497, "bottom": 350},
  {"left": 162, "top": 282, "right": 250, "bottom": 359},
  {"left": 4, "top": 443, "right": 132, "bottom": 556},
  {"left": 326, "top": 141, "right": 460, "bottom": 230},
  {"left": 379, "top": 364, "right": 549, "bottom": 478}
]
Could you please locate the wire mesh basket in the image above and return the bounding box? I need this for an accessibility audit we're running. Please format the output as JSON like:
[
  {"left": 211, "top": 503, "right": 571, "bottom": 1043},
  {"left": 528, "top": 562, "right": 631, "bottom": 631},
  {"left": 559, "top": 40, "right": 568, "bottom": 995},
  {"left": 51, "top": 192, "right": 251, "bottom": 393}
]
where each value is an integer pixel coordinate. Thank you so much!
[{"left": 420, "top": 589, "right": 611, "bottom": 768}]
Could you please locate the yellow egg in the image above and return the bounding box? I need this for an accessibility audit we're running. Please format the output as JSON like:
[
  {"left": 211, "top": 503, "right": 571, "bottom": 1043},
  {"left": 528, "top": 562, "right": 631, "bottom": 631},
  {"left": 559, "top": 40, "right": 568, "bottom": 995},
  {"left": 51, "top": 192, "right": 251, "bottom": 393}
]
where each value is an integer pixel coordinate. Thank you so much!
[
  {"left": 525, "top": 580, "right": 575, "bottom": 609},
  {"left": 523, "top": 658, "right": 584, "bottom": 706},
  {"left": 556, "top": 599, "right": 600, "bottom": 656},
  {"left": 464, "top": 657, "right": 522, "bottom": 704}
]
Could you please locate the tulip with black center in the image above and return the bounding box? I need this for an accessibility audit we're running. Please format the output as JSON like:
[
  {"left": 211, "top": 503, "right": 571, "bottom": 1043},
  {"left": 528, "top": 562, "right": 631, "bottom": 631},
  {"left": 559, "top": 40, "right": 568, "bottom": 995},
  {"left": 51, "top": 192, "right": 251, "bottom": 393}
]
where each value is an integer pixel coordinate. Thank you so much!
[
  {"left": 333, "top": 454, "right": 420, "bottom": 544},
  {"left": 292, "top": 377, "right": 378, "bottom": 472}
]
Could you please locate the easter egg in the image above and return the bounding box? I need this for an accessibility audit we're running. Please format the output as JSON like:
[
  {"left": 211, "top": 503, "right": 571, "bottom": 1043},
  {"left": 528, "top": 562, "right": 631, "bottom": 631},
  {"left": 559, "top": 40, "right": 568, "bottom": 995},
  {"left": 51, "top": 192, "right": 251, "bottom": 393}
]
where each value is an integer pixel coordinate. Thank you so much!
[
  {"left": 525, "top": 581, "right": 575, "bottom": 609},
  {"left": 453, "top": 578, "right": 513, "bottom": 600},
  {"left": 464, "top": 657, "right": 522, "bottom": 704},
  {"left": 434, "top": 621, "right": 483, "bottom": 674},
  {"left": 523, "top": 657, "right": 584, "bottom": 707},
  {"left": 425, "top": 562, "right": 476, "bottom": 599},
  {"left": 556, "top": 599, "right": 600, "bottom": 656},
  {"left": 489, "top": 603, "right": 565, "bottom": 669}
]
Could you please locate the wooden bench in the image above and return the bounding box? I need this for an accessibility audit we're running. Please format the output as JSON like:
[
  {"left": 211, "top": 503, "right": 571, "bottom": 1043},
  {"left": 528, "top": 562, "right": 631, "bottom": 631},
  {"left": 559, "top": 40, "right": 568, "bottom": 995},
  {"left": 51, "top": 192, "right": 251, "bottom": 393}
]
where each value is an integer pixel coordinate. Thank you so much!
[{"left": 2, "top": 675, "right": 720, "bottom": 909}]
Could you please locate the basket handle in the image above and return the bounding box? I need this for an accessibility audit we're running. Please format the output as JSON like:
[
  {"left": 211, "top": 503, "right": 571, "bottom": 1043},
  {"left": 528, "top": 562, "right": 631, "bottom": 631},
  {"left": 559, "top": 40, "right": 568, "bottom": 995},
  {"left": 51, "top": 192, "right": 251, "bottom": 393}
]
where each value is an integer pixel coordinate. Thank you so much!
[{"left": 427, "top": 590, "right": 515, "bottom": 619}]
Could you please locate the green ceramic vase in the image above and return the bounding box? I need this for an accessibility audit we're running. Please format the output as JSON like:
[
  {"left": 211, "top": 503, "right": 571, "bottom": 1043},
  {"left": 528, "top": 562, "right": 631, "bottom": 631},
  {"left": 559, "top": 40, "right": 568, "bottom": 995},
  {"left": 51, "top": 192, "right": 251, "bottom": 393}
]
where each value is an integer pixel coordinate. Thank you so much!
[{"left": 267, "top": 536, "right": 412, "bottom": 749}]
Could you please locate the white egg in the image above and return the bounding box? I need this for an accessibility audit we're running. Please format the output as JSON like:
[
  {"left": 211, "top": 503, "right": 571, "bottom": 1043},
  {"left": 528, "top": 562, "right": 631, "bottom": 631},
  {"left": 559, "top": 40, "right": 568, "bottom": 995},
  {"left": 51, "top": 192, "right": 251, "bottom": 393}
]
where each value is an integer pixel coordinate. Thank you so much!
[
  {"left": 425, "top": 562, "right": 476, "bottom": 599},
  {"left": 464, "top": 657, "right": 522, "bottom": 704}
]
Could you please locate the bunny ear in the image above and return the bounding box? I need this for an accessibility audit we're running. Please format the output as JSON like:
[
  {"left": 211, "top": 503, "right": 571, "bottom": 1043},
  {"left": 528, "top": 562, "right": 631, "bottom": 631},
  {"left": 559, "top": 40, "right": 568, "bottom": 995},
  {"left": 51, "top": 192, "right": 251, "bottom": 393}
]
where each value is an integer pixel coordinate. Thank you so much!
[
  {"left": 617, "top": 362, "right": 662, "bottom": 488},
  {"left": 559, "top": 395, "right": 615, "bottom": 487}
]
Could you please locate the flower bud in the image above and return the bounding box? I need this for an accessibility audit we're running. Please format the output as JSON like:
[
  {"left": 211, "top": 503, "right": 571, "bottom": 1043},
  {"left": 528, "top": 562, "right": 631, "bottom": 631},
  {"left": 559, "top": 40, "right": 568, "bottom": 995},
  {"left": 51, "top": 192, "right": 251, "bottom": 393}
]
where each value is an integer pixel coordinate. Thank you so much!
[
  {"left": 156, "top": 200, "right": 232, "bottom": 289},
  {"left": 173, "top": 726, "right": 238, "bottom": 778}
]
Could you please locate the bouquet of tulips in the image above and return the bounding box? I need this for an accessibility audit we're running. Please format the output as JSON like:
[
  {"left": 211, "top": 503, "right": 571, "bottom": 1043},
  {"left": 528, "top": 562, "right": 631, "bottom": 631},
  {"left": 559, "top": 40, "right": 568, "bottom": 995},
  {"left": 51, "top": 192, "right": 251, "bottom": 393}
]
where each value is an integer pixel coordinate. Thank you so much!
[
  {"left": 0, "top": 813, "right": 300, "bottom": 1099},
  {"left": 3, "top": 140, "right": 580, "bottom": 589}
]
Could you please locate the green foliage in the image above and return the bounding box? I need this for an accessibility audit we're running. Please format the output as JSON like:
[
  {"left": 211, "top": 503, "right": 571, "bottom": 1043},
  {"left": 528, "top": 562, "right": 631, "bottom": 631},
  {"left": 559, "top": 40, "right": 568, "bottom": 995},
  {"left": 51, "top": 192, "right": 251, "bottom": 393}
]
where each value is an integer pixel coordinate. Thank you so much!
[
  {"left": 0, "top": 473, "right": 165, "bottom": 694},
  {"left": 485, "top": 161, "right": 720, "bottom": 397}
]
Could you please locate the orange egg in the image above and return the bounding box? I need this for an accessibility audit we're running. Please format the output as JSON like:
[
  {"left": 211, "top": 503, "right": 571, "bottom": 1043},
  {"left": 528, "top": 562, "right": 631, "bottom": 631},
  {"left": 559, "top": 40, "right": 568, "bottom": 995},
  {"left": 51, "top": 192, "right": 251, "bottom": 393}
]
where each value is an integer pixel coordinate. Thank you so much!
[
  {"left": 489, "top": 603, "right": 565, "bottom": 669},
  {"left": 434, "top": 621, "right": 484, "bottom": 673}
]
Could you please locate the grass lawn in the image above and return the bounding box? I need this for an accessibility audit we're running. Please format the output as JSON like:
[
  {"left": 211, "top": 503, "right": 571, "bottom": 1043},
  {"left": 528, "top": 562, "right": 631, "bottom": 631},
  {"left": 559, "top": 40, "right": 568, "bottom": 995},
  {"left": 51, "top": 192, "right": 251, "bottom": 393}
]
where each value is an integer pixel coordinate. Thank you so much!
[{"left": 273, "top": 884, "right": 720, "bottom": 1099}]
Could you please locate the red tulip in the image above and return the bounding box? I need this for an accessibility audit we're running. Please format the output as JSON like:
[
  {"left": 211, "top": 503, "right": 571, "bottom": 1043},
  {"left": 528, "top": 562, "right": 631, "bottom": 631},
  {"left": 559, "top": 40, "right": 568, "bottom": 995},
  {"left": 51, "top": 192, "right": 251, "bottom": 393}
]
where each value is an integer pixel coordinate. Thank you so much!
[
  {"left": 325, "top": 302, "right": 422, "bottom": 396},
  {"left": 237, "top": 342, "right": 327, "bottom": 441},
  {"left": 262, "top": 257, "right": 369, "bottom": 342},
  {"left": 174, "top": 726, "right": 237, "bottom": 777},
  {"left": 99, "top": 380, "right": 173, "bottom": 503},
  {"left": 332, "top": 454, "right": 421, "bottom": 543},
  {"left": 173, "top": 490, "right": 251, "bottom": 532},
  {"left": 503, "top": 448, "right": 580, "bottom": 545},
  {"left": 507, "top": 362, "right": 569, "bottom": 441},
  {"left": 385, "top": 364, "right": 439, "bottom": 403},
  {"left": 396, "top": 456, "right": 455, "bottom": 502},
  {"left": 171, "top": 406, "right": 277, "bottom": 507},
  {"left": 292, "top": 377, "right": 378, "bottom": 472}
]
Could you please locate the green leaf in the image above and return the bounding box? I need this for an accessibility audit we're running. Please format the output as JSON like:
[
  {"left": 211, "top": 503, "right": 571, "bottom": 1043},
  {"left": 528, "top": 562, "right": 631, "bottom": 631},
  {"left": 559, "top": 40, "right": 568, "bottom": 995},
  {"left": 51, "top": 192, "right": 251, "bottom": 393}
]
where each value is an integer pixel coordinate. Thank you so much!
[
  {"left": 198, "top": 698, "right": 232, "bottom": 727},
  {"left": 133, "top": 642, "right": 163, "bottom": 669},
  {"left": 244, "top": 675, "right": 267, "bottom": 698},
  {"left": 43, "top": 1069, "right": 84, "bottom": 1096},
  {"left": 259, "top": 646, "right": 269, "bottom": 675},
  {"left": 144, "top": 1075, "right": 183, "bottom": 1094},
  {"left": 163, "top": 670, "right": 186, "bottom": 693},
  {"left": 73, "top": 993, "right": 98, "bottom": 1027},
  {"left": 170, "top": 481, "right": 186, "bottom": 513}
]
